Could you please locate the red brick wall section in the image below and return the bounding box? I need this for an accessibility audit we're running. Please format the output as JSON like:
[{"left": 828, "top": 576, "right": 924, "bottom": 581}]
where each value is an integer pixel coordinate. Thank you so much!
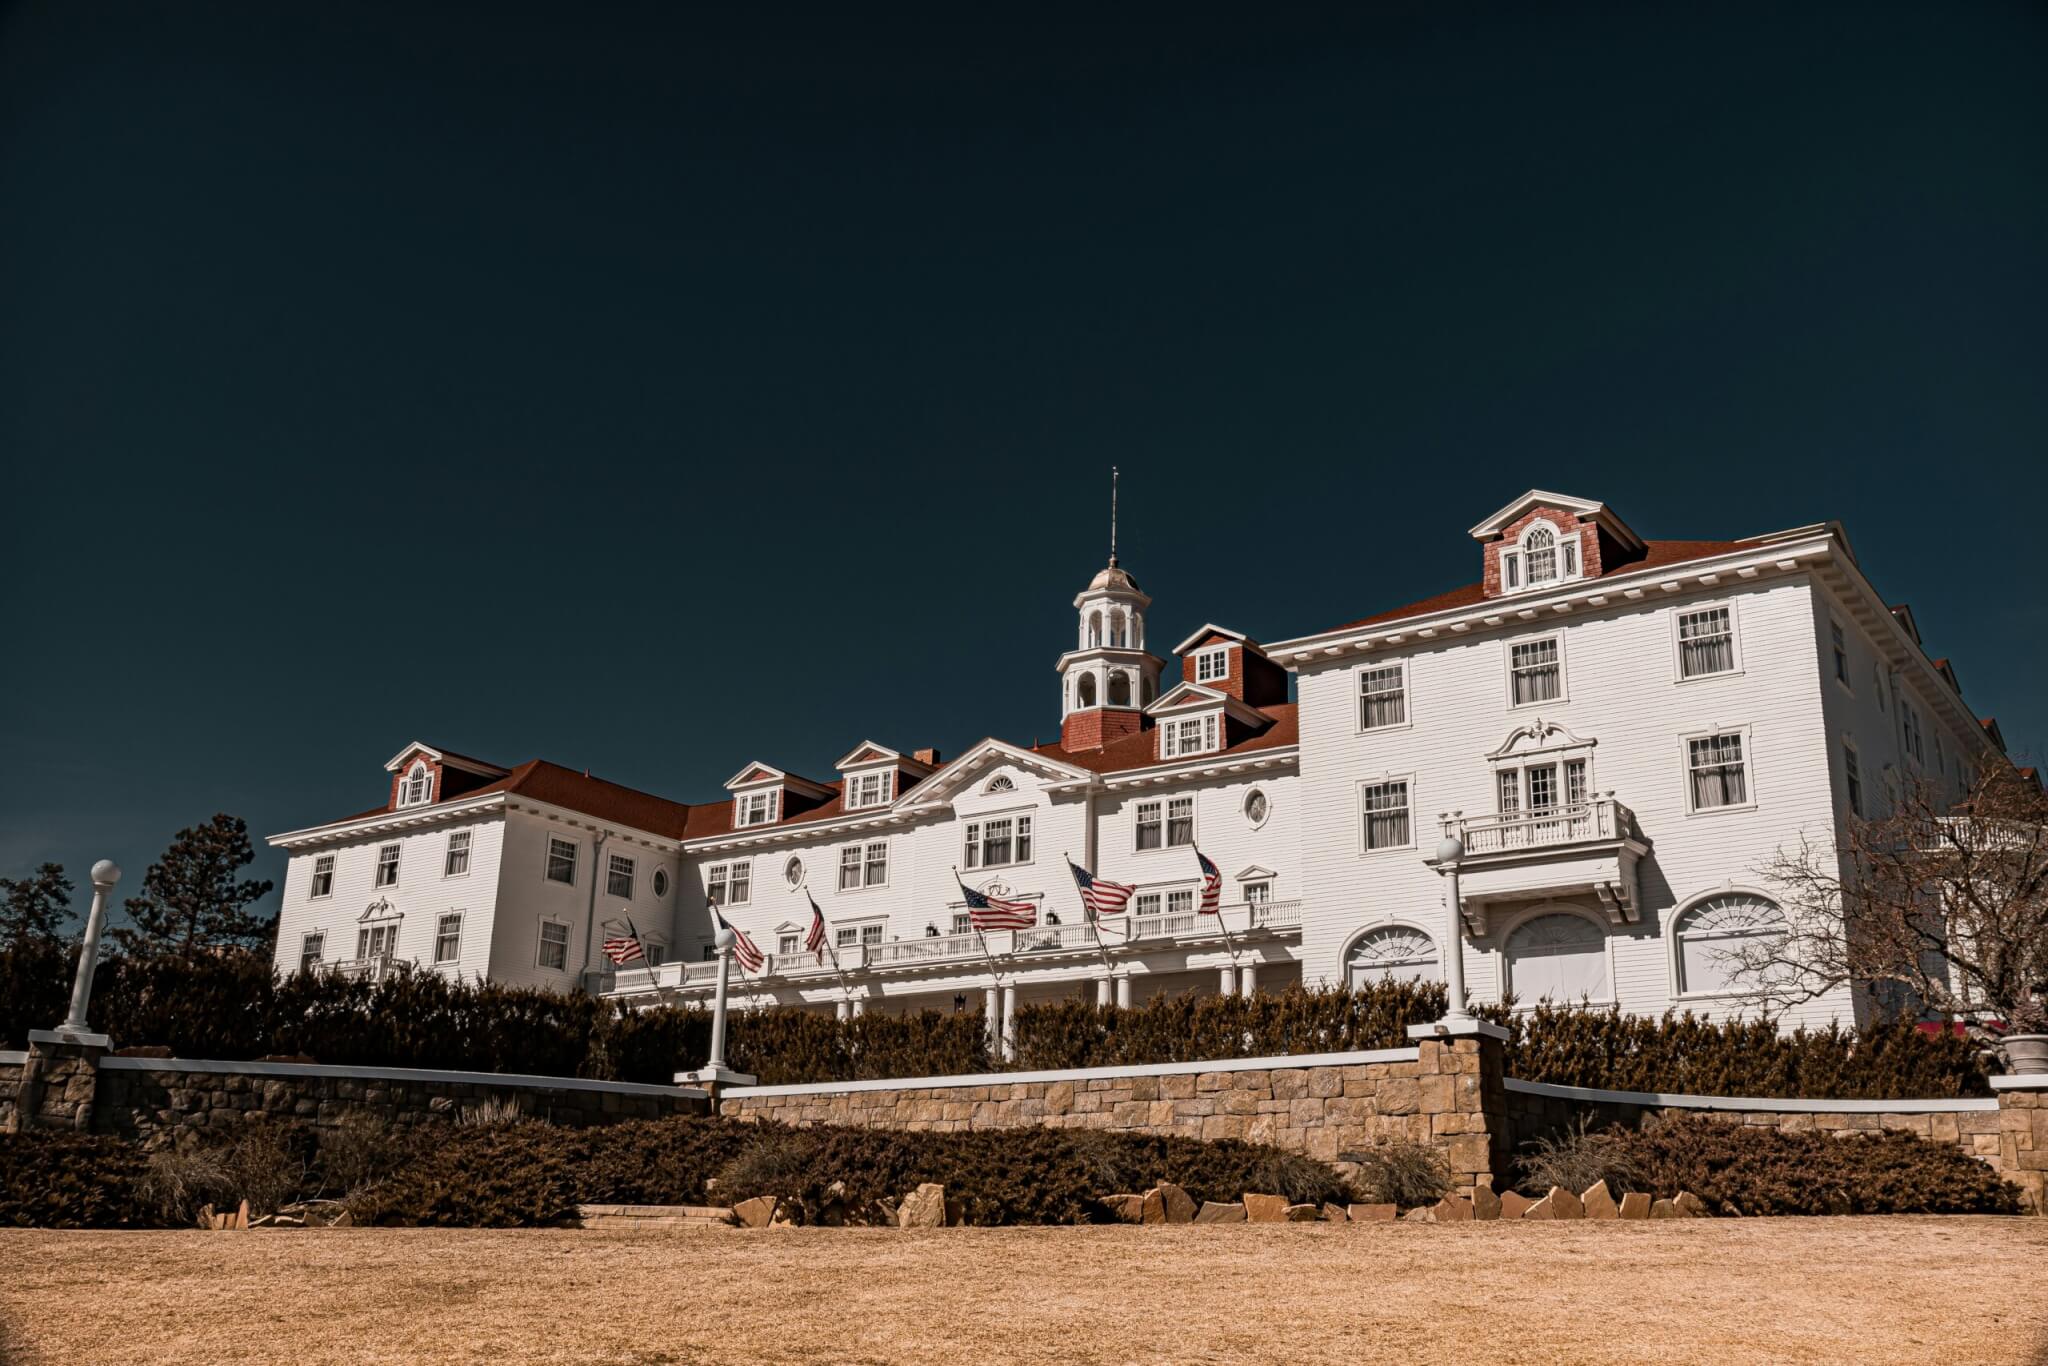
[{"left": 1061, "top": 708, "right": 1145, "bottom": 751}]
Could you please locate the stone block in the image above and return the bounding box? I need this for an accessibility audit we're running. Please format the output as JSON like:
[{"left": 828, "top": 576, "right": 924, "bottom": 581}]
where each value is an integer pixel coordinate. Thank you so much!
[
  {"left": 1434, "top": 1195, "right": 1474, "bottom": 1222},
  {"left": 1196, "top": 1071, "right": 1229, "bottom": 1093},
  {"left": 1320, "top": 1202, "right": 1349, "bottom": 1222},
  {"left": 1201, "top": 1115, "right": 1250, "bottom": 1142},
  {"left": 897, "top": 1183, "right": 949, "bottom": 1228},
  {"left": 1544, "top": 1185, "right": 1584, "bottom": 1219},
  {"left": 1418, "top": 1075, "right": 1456, "bottom": 1116},
  {"left": 1137, "top": 1189, "right": 1167, "bottom": 1224},
  {"left": 1348, "top": 1202, "right": 1397, "bottom": 1222},
  {"left": 1283, "top": 1204, "right": 1319, "bottom": 1222},
  {"left": 1244, "top": 1193, "right": 1290, "bottom": 1223},
  {"left": 1305, "top": 1069, "right": 1342, "bottom": 1100},
  {"left": 1289, "top": 1098, "right": 1325, "bottom": 1127},
  {"left": 1580, "top": 1180, "right": 1618, "bottom": 1219},
  {"left": 1161, "top": 1074, "right": 1196, "bottom": 1100},
  {"left": 1376, "top": 1079, "right": 1420, "bottom": 1116},
  {"left": 1673, "top": 1190, "right": 1709, "bottom": 1219},
  {"left": 1044, "top": 1082, "right": 1074, "bottom": 1115},
  {"left": 1194, "top": 1201, "right": 1246, "bottom": 1224},
  {"left": 1650, "top": 1198, "right": 1681, "bottom": 1219},
  {"left": 1220, "top": 1089, "right": 1261, "bottom": 1117},
  {"left": 1521, "top": 1192, "right": 1556, "bottom": 1220},
  {"left": 732, "top": 1196, "right": 776, "bottom": 1229},
  {"left": 1269, "top": 1070, "right": 1306, "bottom": 1102},
  {"left": 1618, "top": 1192, "right": 1652, "bottom": 1219},
  {"left": 1472, "top": 1182, "right": 1501, "bottom": 1221},
  {"left": 1445, "top": 1135, "right": 1492, "bottom": 1175},
  {"left": 1155, "top": 1182, "right": 1196, "bottom": 1224}
]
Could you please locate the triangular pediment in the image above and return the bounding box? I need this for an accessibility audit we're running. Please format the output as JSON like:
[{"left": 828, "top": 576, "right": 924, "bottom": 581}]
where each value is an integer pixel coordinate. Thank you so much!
[
  {"left": 835, "top": 741, "right": 901, "bottom": 770},
  {"left": 1236, "top": 864, "right": 1276, "bottom": 881},
  {"left": 725, "top": 763, "right": 787, "bottom": 790},
  {"left": 1468, "top": 489, "right": 1642, "bottom": 551},
  {"left": 896, "top": 738, "right": 1093, "bottom": 807}
]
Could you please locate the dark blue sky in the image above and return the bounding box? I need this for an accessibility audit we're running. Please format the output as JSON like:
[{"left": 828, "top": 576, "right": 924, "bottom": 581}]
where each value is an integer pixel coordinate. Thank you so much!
[{"left": 3, "top": 1, "right": 2043, "bottom": 926}]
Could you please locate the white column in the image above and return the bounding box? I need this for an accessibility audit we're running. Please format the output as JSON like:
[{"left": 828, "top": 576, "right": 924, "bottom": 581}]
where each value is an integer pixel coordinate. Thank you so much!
[
  {"left": 835, "top": 1000, "right": 850, "bottom": 1021},
  {"left": 57, "top": 861, "right": 120, "bottom": 1037},
  {"left": 1437, "top": 835, "right": 1473, "bottom": 1023},
  {"left": 985, "top": 985, "right": 1000, "bottom": 1050},
  {"left": 1239, "top": 962, "right": 1258, "bottom": 997},
  {"left": 850, "top": 996, "right": 866, "bottom": 1017},
  {"left": 1096, "top": 977, "right": 1112, "bottom": 1007},
  {"left": 1220, "top": 964, "right": 1237, "bottom": 996},
  {"left": 1000, "top": 984, "right": 1018, "bottom": 1061},
  {"left": 1114, "top": 976, "right": 1132, "bottom": 1008}
]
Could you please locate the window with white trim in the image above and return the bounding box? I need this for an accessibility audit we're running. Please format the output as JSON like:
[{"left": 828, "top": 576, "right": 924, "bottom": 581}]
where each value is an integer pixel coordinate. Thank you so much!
[
  {"left": 399, "top": 760, "right": 433, "bottom": 807},
  {"left": 1844, "top": 742, "right": 1863, "bottom": 817},
  {"left": 607, "top": 853, "right": 635, "bottom": 899},
  {"left": 951, "top": 912, "right": 972, "bottom": 934},
  {"left": 863, "top": 841, "right": 889, "bottom": 887},
  {"left": 310, "top": 855, "right": 335, "bottom": 899},
  {"left": 1901, "top": 701, "right": 1924, "bottom": 764},
  {"left": 861, "top": 923, "right": 884, "bottom": 947},
  {"left": 1830, "top": 620, "right": 1850, "bottom": 685},
  {"left": 299, "top": 932, "right": 325, "bottom": 975},
  {"left": 1673, "top": 894, "right": 1785, "bottom": 996},
  {"left": 1501, "top": 522, "right": 1580, "bottom": 592},
  {"left": 444, "top": 830, "right": 471, "bottom": 878},
  {"left": 374, "top": 843, "right": 401, "bottom": 888},
  {"left": 434, "top": 913, "right": 462, "bottom": 964},
  {"left": 844, "top": 771, "right": 893, "bottom": 810},
  {"left": 1676, "top": 606, "right": 1736, "bottom": 679},
  {"left": 1135, "top": 801, "right": 1162, "bottom": 851},
  {"left": 1166, "top": 796, "right": 1194, "bottom": 848},
  {"left": 1132, "top": 892, "right": 1161, "bottom": 916},
  {"left": 1194, "top": 646, "right": 1230, "bottom": 684},
  {"left": 835, "top": 926, "right": 859, "bottom": 949},
  {"left": 782, "top": 857, "right": 803, "bottom": 887},
  {"left": 357, "top": 921, "right": 399, "bottom": 961},
  {"left": 778, "top": 933, "right": 801, "bottom": 955},
  {"left": 1166, "top": 888, "right": 1194, "bottom": 916},
  {"left": 708, "top": 860, "right": 751, "bottom": 906},
  {"left": 734, "top": 789, "right": 781, "bottom": 827},
  {"left": 838, "top": 845, "right": 862, "bottom": 891},
  {"left": 537, "top": 919, "right": 569, "bottom": 971},
  {"left": 1242, "top": 879, "right": 1272, "bottom": 905},
  {"left": 1161, "top": 714, "right": 1219, "bottom": 759},
  {"left": 653, "top": 868, "right": 671, "bottom": 898},
  {"left": 1359, "top": 664, "right": 1407, "bottom": 730},
  {"left": 545, "top": 836, "right": 577, "bottom": 885},
  {"left": 1496, "top": 757, "right": 1589, "bottom": 816},
  {"left": 1686, "top": 732, "right": 1750, "bottom": 810},
  {"left": 1509, "top": 637, "right": 1562, "bottom": 706},
  {"left": 1243, "top": 788, "right": 1269, "bottom": 827},
  {"left": 1505, "top": 913, "right": 1608, "bottom": 1001},
  {"left": 963, "top": 815, "right": 1032, "bottom": 869},
  {"left": 1347, "top": 925, "right": 1442, "bottom": 988},
  {"left": 1361, "top": 780, "right": 1412, "bottom": 851}
]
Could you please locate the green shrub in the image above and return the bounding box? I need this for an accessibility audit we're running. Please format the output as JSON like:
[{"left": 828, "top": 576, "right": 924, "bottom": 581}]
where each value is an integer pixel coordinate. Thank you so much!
[
  {"left": 1518, "top": 1113, "right": 2022, "bottom": 1215},
  {"left": 0, "top": 1131, "right": 156, "bottom": 1228}
]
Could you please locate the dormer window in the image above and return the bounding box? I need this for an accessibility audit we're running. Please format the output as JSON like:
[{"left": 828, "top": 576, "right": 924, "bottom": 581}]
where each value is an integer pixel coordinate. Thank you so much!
[
  {"left": 1500, "top": 521, "right": 1581, "bottom": 593},
  {"left": 844, "top": 771, "right": 893, "bottom": 811},
  {"left": 1160, "top": 713, "right": 1220, "bottom": 760},
  {"left": 1193, "top": 647, "right": 1230, "bottom": 684},
  {"left": 735, "top": 790, "right": 780, "bottom": 827},
  {"left": 398, "top": 760, "right": 434, "bottom": 808}
]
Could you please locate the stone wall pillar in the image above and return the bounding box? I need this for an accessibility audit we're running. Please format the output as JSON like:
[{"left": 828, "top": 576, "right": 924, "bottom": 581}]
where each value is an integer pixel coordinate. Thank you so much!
[
  {"left": 18, "top": 1035, "right": 110, "bottom": 1132},
  {"left": 1408, "top": 1019, "right": 1511, "bottom": 1202},
  {"left": 1993, "top": 1078, "right": 2047, "bottom": 1214}
]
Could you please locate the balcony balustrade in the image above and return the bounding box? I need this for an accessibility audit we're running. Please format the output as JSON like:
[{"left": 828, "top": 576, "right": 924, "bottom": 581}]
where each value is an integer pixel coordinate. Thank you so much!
[{"left": 1432, "top": 795, "right": 1648, "bottom": 930}]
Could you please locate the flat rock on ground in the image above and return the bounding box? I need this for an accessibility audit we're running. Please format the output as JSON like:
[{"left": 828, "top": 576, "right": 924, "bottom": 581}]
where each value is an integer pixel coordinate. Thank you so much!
[{"left": 1193, "top": 1201, "right": 1246, "bottom": 1224}]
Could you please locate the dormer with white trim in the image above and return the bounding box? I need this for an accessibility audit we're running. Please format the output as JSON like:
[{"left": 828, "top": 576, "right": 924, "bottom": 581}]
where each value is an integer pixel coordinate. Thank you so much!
[
  {"left": 834, "top": 741, "right": 939, "bottom": 812},
  {"left": 383, "top": 741, "right": 509, "bottom": 811},
  {"left": 1172, "top": 624, "right": 1289, "bottom": 707},
  {"left": 1470, "top": 490, "right": 1647, "bottom": 598},
  {"left": 1145, "top": 682, "right": 1274, "bottom": 761},
  {"left": 723, "top": 762, "right": 834, "bottom": 828}
]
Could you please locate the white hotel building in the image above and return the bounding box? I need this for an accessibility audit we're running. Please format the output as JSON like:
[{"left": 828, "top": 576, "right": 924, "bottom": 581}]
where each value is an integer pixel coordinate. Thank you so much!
[{"left": 268, "top": 489, "right": 2009, "bottom": 1035}]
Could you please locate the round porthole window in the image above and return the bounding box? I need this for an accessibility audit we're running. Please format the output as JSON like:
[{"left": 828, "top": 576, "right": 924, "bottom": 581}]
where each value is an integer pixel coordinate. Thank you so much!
[
  {"left": 784, "top": 856, "right": 805, "bottom": 887},
  {"left": 652, "top": 868, "right": 671, "bottom": 898},
  {"left": 1243, "top": 788, "right": 1270, "bottom": 828}
]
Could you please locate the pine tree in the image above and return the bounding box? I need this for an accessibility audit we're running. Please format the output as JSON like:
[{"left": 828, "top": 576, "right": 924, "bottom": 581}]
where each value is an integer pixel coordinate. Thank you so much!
[
  {"left": 114, "top": 814, "right": 276, "bottom": 955},
  {"left": 0, "top": 862, "right": 75, "bottom": 948}
]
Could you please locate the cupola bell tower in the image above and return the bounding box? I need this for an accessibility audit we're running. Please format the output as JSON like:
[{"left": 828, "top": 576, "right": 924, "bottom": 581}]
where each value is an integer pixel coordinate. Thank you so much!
[{"left": 1055, "top": 557, "right": 1164, "bottom": 750}]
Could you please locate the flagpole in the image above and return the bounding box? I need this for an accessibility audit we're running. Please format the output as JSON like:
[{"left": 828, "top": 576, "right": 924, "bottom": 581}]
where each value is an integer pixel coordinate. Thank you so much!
[
  {"left": 954, "top": 868, "right": 1006, "bottom": 986},
  {"left": 803, "top": 890, "right": 858, "bottom": 1015},
  {"left": 1198, "top": 848, "right": 1243, "bottom": 970}
]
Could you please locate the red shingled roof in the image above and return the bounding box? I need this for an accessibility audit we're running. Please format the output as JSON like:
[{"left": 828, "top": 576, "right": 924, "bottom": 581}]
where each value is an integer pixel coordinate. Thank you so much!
[
  {"left": 1033, "top": 703, "right": 1299, "bottom": 774},
  {"left": 325, "top": 759, "right": 705, "bottom": 839},
  {"left": 1322, "top": 539, "right": 1749, "bottom": 635}
]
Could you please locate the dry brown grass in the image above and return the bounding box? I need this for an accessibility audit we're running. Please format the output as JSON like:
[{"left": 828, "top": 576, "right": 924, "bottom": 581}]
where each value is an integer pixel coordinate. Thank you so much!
[{"left": 2, "top": 1219, "right": 2045, "bottom": 1365}]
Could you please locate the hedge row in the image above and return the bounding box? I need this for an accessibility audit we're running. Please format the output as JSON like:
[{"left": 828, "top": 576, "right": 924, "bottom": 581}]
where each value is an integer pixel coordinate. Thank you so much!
[{"left": 1, "top": 946, "right": 1991, "bottom": 1099}]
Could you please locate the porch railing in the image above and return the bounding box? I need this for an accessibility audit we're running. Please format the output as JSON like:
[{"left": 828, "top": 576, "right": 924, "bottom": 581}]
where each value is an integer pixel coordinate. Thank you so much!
[{"left": 1444, "top": 795, "right": 1633, "bottom": 856}]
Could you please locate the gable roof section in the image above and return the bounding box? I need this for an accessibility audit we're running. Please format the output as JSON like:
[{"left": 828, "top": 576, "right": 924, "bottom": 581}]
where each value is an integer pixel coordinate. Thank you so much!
[
  {"left": 1467, "top": 489, "right": 1645, "bottom": 552},
  {"left": 1170, "top": 623, "right": 1258, "bottom": 656},
  {"left": 304, "top": 759, "right": 704, "bottom": 843},
  {"left": 1034, "top": 702, "right": 1299, "bottom": 776},
  {"left": 383, "top": 741, "right": 509, "bottom": 778},
  {"left": 895, "top": 738, "right": 1097, "bottom": 807}
]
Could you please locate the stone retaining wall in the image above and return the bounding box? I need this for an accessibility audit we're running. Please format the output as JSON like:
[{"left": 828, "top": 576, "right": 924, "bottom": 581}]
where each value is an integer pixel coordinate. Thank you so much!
[
  {"left": 0, "top": 1046, "right": 708, "bottom": 1143},
  {"left": 721, "top": 1038, "right": 1512, "bottom": 1200},
  {"left": 0, "top": 1049, "right": 24, "bottom": 1132}
]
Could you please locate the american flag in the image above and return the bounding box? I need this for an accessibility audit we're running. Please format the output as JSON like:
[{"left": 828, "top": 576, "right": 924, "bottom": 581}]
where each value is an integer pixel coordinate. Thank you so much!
[
  {"left": 1067, "top": 859, "right": 1135, "bottom": 918},
  {"left": 1195, "top": 848, "right": 1223, "bottom": 915},
  {"left": 715, "top": 908, "right": 764, "bottom": 972},
  {"left": 958, "top": 877, "right": 1037, "bottom": 931},
  {"left": 601, "top": 917, "right": 645, "bottom": 966},
  {"left": 804, "top": 892, "right": 827, "bottom": 955}
]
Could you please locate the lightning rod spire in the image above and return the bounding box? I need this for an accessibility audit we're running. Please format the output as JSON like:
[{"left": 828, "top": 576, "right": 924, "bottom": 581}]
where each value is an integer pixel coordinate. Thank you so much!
[{"left": 1109, "top": 465, "right": 1119, "bottom": 567}]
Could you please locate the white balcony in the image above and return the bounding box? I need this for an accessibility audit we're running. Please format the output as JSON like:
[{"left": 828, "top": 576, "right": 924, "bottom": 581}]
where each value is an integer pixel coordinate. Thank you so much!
[
  {"left": 332, "top": 955, "right": 403, "bottom": 983},
  {"left": 1432, "top": 797, "right": 1649, "bottom": 931}
]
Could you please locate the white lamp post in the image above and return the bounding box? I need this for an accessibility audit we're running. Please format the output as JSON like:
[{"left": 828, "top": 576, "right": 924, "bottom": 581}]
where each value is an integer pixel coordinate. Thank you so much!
[
  {"left": 52, "top": 859, "right": 120, "bottom": 1045},
  {"left": 1435, "top": 834, "right": 1473, "bottom": 1024},
  {"left": 677, "top": 922, "right": 756, "bottom": 1095}
]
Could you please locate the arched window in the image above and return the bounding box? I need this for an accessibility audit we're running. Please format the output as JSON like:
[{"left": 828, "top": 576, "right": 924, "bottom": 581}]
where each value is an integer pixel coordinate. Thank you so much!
[
  {"left": 1109, "top": 610, "right": 1127, "bottom": 648},
  {"left": 1673, "top": 893, "right": 1786, "bottom": 996},
  {"left": 1077, "top": 673, "right": 1098, "bottom": 707},
  {"left": 1504, "top": 912, "right": 1608, "bottom": 1001},
  {"left": 1107, "top": 671, "right": 1132, "bottom": 706},
  {"left": 1088, "top": 611, "right": 1103, "bottom": 647},
  {"left": 1348, "top": 925, "right": 1441, "bottom": 988},
  {"left": 1140, "top": 676, "right": 1155, "bottom": 706},
  {"left": 1524, "top": 525, "right": 1558, "bottom": 586},
  {"left": 401, "top": 761, "right": 432, "bottom": 807},
  {"left": 983, "top": 774, "right": 1016, "bottom": 794}
]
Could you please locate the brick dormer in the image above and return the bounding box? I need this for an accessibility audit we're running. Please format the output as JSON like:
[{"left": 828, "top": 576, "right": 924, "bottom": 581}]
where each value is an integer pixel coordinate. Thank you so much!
[
  {"left": 1145, "top": 683, "right": 1277, "bottom": 760},
  {"left": 833, "top": 741, "right": 939, "bottom": 812},
  {"left": 1469, "top": 490, "right": 1647, "bottom": 599},
  {"left": 1171, "top": 624, "right": 1288, "bottom": 708},
  {"left": 383, "top": 741, "right": 509, "bottom": 811}
]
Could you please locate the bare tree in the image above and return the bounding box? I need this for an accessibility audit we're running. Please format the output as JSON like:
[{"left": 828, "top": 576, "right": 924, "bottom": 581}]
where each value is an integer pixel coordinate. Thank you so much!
[{"left": 1733, "top": 762, "right": 2048, "bottom": 1050}]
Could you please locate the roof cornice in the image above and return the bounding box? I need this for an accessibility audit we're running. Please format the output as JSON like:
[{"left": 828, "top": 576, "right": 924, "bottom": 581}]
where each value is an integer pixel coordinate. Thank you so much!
[{"left": 268, "top": 793, "right": 512, "bottom": 850}]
